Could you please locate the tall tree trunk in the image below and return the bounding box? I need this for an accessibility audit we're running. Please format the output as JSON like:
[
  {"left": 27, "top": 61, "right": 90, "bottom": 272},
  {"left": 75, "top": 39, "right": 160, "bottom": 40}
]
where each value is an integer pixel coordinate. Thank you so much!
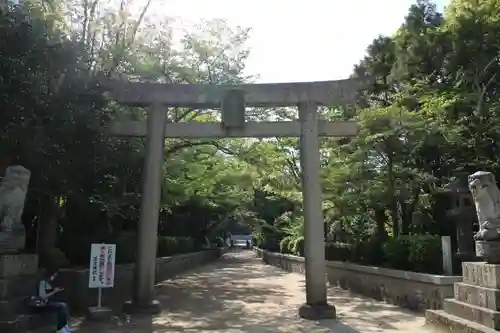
[
  {"left": 400, "top": 202, "right": 410, "bottom": 235},
  {"left": 374, "top": 208, "right": 389, "bottom": 242},
  {"left": 387, "top": 149, "right": 399, "bottom": 236},
  {"left": 400, "top": 188, "right": 421, "bottom": 235},
  {"left": 37, "top": 195, "right": 59, "bottom": 267}
]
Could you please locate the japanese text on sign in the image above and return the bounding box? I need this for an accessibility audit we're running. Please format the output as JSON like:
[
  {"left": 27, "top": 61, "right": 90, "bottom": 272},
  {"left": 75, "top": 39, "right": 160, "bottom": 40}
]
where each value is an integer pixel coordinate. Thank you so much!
[{"left": 88, "top": 243, "right": 116, "bottom": 289}]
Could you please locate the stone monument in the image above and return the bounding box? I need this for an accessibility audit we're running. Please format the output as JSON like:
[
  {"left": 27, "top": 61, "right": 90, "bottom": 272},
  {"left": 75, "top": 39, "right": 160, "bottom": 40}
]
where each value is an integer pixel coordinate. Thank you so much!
[
  {"left": 0, "top": 165, "right": 31, "bottom": 253},
  {"left": 426, "top": 171, "right": 500, "bottom": 333},
  {"left": 0, "top": 166, "right": 44, "bottom": 333}
]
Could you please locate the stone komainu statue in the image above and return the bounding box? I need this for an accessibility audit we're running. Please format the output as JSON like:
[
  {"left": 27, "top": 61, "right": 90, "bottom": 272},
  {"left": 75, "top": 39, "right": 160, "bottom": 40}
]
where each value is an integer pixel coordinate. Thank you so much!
[
  {"left": 468, "top": 171, "right": 500, "bottom": 241},
  {"left": 0, "top": 165, "right": 31, "bottom": 253}
]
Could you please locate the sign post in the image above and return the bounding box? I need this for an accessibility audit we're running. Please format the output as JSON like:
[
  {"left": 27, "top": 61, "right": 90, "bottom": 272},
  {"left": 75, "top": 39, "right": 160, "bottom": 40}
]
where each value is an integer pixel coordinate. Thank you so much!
[{"left": 87, "top": 243, "right": 116, "bottom": 320}]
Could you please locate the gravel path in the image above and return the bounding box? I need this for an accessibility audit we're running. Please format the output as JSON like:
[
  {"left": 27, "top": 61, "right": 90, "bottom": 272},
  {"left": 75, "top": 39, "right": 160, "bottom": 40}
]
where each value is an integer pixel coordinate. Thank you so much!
[{"left": 74, "top": 250, "right": 431, "bottom": 332}]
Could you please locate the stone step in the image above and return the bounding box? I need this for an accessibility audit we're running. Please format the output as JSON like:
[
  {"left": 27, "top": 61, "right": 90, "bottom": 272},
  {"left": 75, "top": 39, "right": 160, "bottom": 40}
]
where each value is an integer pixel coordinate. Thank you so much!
[
  {"left": 26, "top": 312, "right": 57, "bottom": 331},
  {"left": 0, "top": 312, "right": 56, "bottom": 333},
  {"left": 443, "top": 298, "right": 500, "bottom": 329},
  {"left": 0, "top": 316, "right": 28, "bottom": 333},
  {"left": 426, "top": 309, "right": 498, "bottom": 333},
  {"left": 462, "top": 262, "right": 500, "bottom": 289},
  {"left": 455, "top": 282, "right": 500, "bottom": 310},
  {"left": 27, "top": 327, "right": 54, "bottom": 333}
]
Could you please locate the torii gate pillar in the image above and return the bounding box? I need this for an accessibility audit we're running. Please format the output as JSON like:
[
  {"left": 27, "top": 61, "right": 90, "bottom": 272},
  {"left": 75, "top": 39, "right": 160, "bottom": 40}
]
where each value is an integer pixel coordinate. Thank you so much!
[
  {"left": 297, "top": 101, "right": 335, "bottom": 319},
  {"left": 123, "top": 104, "right": 166, "bottom": 314}
]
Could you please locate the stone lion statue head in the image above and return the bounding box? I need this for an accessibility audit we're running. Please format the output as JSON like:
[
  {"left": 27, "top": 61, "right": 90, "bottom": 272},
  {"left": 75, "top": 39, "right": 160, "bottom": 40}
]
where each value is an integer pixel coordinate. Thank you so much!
[
  {"left": 0, "top": 166, "right": 30, "bottom": 192},
  {"left": 468, "top": 171, "right": 500, "bottom": 218},
  {"left": 469, "top": 171, "right": 498, "bottom": 197}
]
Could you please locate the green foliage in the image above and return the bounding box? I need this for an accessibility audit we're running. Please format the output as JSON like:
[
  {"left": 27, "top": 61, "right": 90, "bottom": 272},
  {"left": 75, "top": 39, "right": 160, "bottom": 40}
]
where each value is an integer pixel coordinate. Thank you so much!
[
  {"left": 383, "top": 237, "right": 412, "bottom": 270},
  {"left": 3, "top": 3, "right": 259, "bottom": 265},
  {"left": 6, "top": 0, "right": 500, "bottom": 277},
  {"left": 280, "top": 235, "right": 304, "bottom": 256},
  {"left": 384, "top": 235, "right": 442, "bottom": 273},
  {"left": 114, "top": 235, "right": 197, "bottom": 264},
  {"left": 157, "top": 237, "right": 196, "bottom": 257},
  {"left": 323, "top": 235, "right": 442, "bottom": 274},
  {"left": 353, "top": 238, "right": 387, "bottom": 266},
  {"left": 214, "top": 237, "right": 225, "bottom": 247},
  {"left": 325, "top": 242, "right": 354, "bottom": 262}
]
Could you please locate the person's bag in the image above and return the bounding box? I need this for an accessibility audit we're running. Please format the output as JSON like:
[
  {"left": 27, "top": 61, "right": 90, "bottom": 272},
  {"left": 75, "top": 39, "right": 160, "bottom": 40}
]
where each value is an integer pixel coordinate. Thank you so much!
[{"left": 25, "top": 295, "right": 47, "bottom": 308}]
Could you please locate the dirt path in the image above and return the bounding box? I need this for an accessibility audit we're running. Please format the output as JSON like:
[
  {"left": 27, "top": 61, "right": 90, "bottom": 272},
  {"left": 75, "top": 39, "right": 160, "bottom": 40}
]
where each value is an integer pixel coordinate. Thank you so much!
[{"left": 74, "top": 250, "right": 431, "bottom": 332}]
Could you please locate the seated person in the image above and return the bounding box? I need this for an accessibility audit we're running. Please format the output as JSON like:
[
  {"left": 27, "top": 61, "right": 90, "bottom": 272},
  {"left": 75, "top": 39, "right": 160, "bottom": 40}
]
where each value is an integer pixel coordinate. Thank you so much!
[{"left": 37, "top": 268, "right": 72, "bottom": 333}]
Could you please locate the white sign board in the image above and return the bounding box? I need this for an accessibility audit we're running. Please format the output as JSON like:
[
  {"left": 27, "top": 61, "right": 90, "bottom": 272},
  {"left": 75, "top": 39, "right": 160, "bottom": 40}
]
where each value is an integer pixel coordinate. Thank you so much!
[{"left": 88, "top": 243, "right": 116, "bottom": 289}]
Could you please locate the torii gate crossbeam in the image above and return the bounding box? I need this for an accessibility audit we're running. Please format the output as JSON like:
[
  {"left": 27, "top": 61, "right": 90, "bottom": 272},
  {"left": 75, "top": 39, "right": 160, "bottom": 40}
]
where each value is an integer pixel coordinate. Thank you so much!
[{"left": 100, "top": 77, "right": 367, "bottom": 320}]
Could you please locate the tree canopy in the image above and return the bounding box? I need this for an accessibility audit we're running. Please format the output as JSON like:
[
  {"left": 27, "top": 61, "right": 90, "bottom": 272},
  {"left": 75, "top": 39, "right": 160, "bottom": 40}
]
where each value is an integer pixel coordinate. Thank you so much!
[{"left": 2, "top": 0, "right": 498, "bottom": 273}]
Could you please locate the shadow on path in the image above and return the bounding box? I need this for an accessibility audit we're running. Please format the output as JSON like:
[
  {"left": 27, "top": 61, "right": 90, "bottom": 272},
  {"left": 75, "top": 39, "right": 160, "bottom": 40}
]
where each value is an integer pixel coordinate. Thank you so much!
[{"left": 74, "top": 250, "right": 427, "bottom": 333}]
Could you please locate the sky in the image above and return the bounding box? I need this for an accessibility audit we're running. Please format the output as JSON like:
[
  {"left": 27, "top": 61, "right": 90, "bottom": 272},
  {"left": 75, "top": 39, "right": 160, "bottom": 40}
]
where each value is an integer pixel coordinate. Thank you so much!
[{"left": 148, "top": 0, "right": 449, "bottom": 83}]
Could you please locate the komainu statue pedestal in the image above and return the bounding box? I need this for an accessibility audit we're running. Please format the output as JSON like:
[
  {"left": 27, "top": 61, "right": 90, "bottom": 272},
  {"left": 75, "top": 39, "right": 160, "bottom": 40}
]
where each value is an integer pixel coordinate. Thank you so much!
[
  {"left": 0, "top": 253, "right": 40, "bottom": 333},
  {"left": 0, "top": 166, "right": 31, "bottom": 254},
  {"left": 476, "top": 240, "right": 500, "bottom": 264},
  {"left": 426, "top": 171, "right": 500, "bottom": 332},
  {"left": 0, "top": 166, "right": 43, "bottom": 332},
  {"left": 426, "top": 262, "right": 500, "bottom": 333}
]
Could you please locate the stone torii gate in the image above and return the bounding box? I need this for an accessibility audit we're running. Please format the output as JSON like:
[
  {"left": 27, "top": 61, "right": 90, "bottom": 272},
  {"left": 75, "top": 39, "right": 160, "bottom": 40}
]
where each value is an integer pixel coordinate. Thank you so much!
[{"left": 101, "top": 77, "right": 366, "bottom": 319}]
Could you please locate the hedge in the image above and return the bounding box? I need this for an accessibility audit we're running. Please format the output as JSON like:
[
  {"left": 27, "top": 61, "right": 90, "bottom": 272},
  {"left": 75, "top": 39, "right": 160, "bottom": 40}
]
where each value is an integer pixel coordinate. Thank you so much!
[
  {"left": 115, "top": 235, "right": 197, "bottom": 263},
  {"left": 269, "top": 234, "right": 443, "bottom": 274},
  {"left": 157, "top": 236, "right": 196, "bottom": 257}
]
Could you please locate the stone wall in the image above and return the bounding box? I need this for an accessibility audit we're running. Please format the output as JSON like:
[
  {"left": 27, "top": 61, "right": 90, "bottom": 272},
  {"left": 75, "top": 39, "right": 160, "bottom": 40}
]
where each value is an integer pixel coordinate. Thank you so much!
[
  {"left": 55, "top": 249, "right": 221, "bottom": 312},
  {"left": 255, "top": 248, "right": 462, "bottom": 312}
]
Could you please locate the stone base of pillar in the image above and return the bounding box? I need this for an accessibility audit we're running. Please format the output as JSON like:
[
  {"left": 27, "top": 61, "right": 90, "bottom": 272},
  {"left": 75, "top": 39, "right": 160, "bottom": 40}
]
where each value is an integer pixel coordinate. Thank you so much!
[
  {"left": 86, "top": 306, "right": 113, "bottom": 321},
  {"left": 298, "top": 303, "right": 336, "bottom": 320},
  {"left": 0, "top": 253, "right": 40, "bottom": 333},
  {"left": 122, "top": 300, "right": 161, "bottom": 315},
  {"left": 475, "top": 240, "right": 500, "bottom": 264}
]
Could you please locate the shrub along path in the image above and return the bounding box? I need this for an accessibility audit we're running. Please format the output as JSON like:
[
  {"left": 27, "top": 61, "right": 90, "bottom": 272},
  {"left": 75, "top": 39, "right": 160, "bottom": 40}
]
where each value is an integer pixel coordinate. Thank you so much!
[{"left": 72, "top": 250, "right": 432, "bottom": 333}]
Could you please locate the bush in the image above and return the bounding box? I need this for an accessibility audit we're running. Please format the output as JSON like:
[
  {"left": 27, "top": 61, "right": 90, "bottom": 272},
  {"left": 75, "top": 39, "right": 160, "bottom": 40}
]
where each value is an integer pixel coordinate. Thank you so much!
[
  {"left": 290, "top": 236, "right": 304, "bottom": 255},
  {"left": 383, "top": 237, "right": 411, "bottom": 270},
  {"left": 214, "top": 237, "right": 225, "bottom": 247},
  {"left": 260, "top": 236, "right": 281, "bottom": 252},
  {"left": 157, "top": 236, "right": 195, "bottom": 257},
  {"left": 325, "top": 235, "right": 442, "bottom": 274},
  {"left": 279, "top": 235, "right": 304, "bottom": 255},
  {"left": 407, "top": 234, "right": 442, "bottom": 274},
  {"left": 115, "top": 235, "right": 197, "bottom": 263},
  {"left": 279, "top": 236, "right": 291, "bottom": 253},
  {"left": 325, "top": 242, "right": 353, "bottom": 261},
  {"left": 383, "top": 234, "right": 442, "bottom": 274},
  {"left": 115, "top": 233, "right": 137, "bottom": 264},
  {"left": 351, "top": 239, "right": 386, "bottom": 266}
]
